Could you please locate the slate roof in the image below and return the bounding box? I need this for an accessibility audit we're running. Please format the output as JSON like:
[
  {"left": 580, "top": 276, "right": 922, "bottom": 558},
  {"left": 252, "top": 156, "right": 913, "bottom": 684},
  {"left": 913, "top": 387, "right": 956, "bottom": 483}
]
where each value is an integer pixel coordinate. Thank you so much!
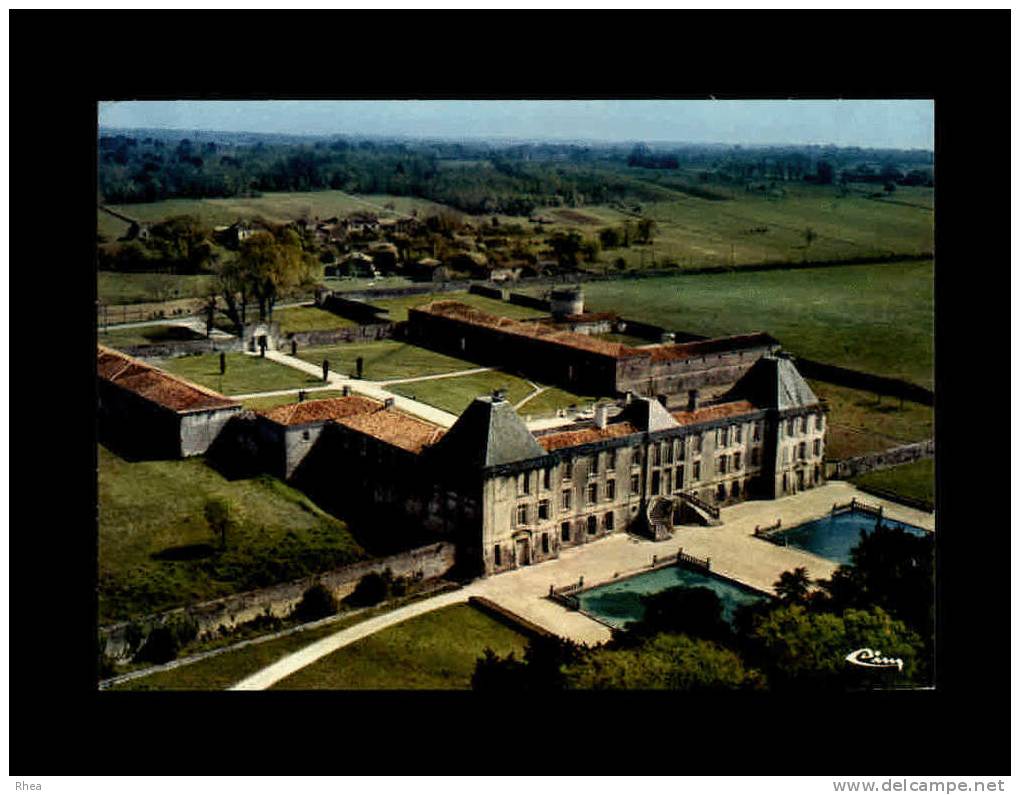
[
  {"left": 258, "top": 396, "right": 380, "bottom": 427},
  {"left": 727, "top": 355, "right": 819, "bottom": 410},
  {"left": 432, "top": 395, "right": 545, "bottom": 468},
  {"left": 97, "top": 346, "right": 239, "bottom": 413}
]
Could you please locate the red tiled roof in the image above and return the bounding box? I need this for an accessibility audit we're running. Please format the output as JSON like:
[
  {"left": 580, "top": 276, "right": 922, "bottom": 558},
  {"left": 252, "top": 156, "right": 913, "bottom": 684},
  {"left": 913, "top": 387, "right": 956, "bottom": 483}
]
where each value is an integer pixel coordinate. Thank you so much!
[
  {"left": 537, "top": 421, "right": 640, "bottom": 452},
  {"left": 97, "top": 346, "right": 239, "bottom": 413},
  {"left": 336, "top": 408, "right": 446, "bottom": 454},
  {"left": 258, "top": 396, "right": 381, "bottom": 427},
  {"left": 670, "top": 400, "right": 757, "bottom": 425},
  {"left": 416, "top": 301, "right": 644, "bottom": 359}
]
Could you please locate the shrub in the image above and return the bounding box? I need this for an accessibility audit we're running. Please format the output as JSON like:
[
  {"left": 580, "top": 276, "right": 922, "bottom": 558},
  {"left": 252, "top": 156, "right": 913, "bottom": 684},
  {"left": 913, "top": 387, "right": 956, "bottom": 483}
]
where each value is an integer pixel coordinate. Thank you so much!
[
  {"left": 132, "top": 614, "right": 200, "bottom": 665},
  {"left": 292, "top": 582, "right": 339, "bottom": 622},
  {"left": 346, "top": 570, "right": 392, "bottom": 607}
]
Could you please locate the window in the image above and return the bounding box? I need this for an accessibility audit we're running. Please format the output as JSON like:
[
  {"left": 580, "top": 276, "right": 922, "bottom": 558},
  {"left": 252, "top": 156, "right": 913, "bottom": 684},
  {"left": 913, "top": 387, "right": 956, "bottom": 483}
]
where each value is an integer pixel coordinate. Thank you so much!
[
  {"left": 675, "top": 465, "right": 684, "bottom": 490},
  {"left": 562, "top": 460, "right": 573, "bottom": 482},
  {"left": 587, "top": 482, "right": 598, "bottom": 504},
  {"left": 716, "top": 484, "right": 726, "bottom": 502},
  {"left": 606, "top": 479, "right": 616, "bottom": 500},
  {"left": 562, "top": 489, "right": 572, "bottom": 511},
  {"left": 718, "top": 455, "right": 728, "bottom": 475},
  {"left": 813, "top": 439, "right": 821, "bottom": 457},
  {"left": 731, "top": 481, "right": 740, "bottom": 499},
  {"left": 593, "top": 453, "right": 601, "bottom": 475},
  {"left": 664, "top": 469, "right": 672, "bottom": 494},
  {"left": 787, "top": 418, "right": 796, "bottom": 436},
  {"left": 751, "top": 447, "right": 760, "bottom": 467},
  {"left": 653, "top": 445, "right": 661, "bottom": 466},
  {"left": 801, "top": 416, "right": 809, "bottom": 434},
  {"left": 604, "top": 512, "right": 615, "bottom": 531},
  {"left": 652, "top": 471, "right": 661, "bottom": 495},
  {"left": 678, "top": 440, "right": 686, "bottom": 461},
  {"left": 538, "top": 500, "right": 550, "bottom": 520},
  {"left": 519, "top": 472, "right": 531, "bottom": 495},
  {"left": 798, "top": 442, "right": 807, "bottom": 461},
  {"left": 587, "top": 515, "right": 598, "bottom": 535},
  {"left": 692, "top": 461, "right": 701, "bottom": 481},
  {"left": 693, "top": 434, "right": 703, "bottom": 453},
  {"left": 516, "top": 504, "right": 528, "bottom": 526},
  {"left": 717, "top": 427, "right": 728, "bottom": 447},
  {"left": 630, "top": 473, "right": 640, "bottom": 493},
  {"left": 561, "top": 522, "right": 571, "bottom": 542},
  {"left": 734, "top": 425, "right": 743, "bottom": 444},
  {"left": 494, "top": 545, "right": 501, "bottom": 566},
  {"left": 782, "top": 473, "right": 788, "bottom": 492},
  {"left": 542, "top": 468, "right": 551, "bottom": 490},
  {"left": 733, "top": 452, "right": 742, "bottom": 470},
  {"left": 542, "top": 533, "right": 549, "bottom": 554},
  {"left": 815, "top": 414, "right": 824, "bottom": 432},
  {"left": 663, "top": 441, "right": 673, "bottom": 464},
  {"left": 632, "top": 446, "right": 642, "bottom": 465},
  {"left": 607, "top": 448, "right": 617, "bottom": 470},
  {"left": 753, "top": 422, "right": 761, "bottom": 442},
  {"left": 782, "top": 447, "right": 789, "bottom": 465},
  {"left": 302, "top": 429, "right": 311, "bottom": 441}
]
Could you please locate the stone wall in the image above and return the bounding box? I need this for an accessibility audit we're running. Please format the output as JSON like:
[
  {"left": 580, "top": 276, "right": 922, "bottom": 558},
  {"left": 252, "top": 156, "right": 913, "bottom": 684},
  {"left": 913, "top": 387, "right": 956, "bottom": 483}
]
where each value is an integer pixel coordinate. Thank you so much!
[
  {"left": 119, "top": 337, "right": 246, "bottom": 359},
  {"left": 826, "top": 439, "right": 935, "bottom": 481},
  {"left": 179, "top": 406, "right": 246, "bottom": 458},
  {"left": 286, "top": 322, "right": 396, "bottom": 348},
  {"left": 507, "top": 292, "right": 551, "bottom": 311},
  {"left": 100, "top": 541, "right": 457, "bottom": 660},
  {"left": 469, "top": 284, "right": 508, "bottom": 301}
]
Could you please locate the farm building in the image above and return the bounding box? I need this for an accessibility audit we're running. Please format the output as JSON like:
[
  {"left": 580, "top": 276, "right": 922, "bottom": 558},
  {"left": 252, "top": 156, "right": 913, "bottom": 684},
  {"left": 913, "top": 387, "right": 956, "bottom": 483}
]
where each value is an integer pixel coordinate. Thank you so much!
[{"left": 96, "top": 346, "right": 243, "bottom": 458}]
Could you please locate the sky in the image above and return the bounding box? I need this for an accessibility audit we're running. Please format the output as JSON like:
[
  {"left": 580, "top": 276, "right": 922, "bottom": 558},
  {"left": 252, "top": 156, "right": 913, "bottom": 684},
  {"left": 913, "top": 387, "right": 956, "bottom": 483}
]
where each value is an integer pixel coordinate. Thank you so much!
[{"left": 98, "top": 99, "right": 935, "bottom": 150}]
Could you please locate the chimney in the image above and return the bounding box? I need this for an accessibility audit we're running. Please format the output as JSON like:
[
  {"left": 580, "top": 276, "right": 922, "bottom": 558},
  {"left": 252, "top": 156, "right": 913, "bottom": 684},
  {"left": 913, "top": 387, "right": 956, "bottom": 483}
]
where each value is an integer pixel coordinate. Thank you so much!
[
  {"left": 298, "top": 390, "right": 306, "bottom": 402},
  {"left": 492, "top": 388, "right": 507, "bottom": 403},
  {"left": 595, "top": 404, "right": 608, "bottom": 429},
  {"left": 384, "top": 397, "right": 395, "bottom": 409},
  {"left": 687, "top": 389, "right": 700, "bottom": 412},
  {"left": 625, "top": 391, "right": 633, "bottom": 406},
  {"left": 342, "top": 386, "right": 351, "bottom": 397}
]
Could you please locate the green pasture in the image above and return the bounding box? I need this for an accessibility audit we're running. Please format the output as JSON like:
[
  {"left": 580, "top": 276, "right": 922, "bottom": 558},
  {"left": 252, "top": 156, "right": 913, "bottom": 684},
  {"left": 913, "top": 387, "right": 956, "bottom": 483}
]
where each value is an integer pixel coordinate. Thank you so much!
[
  {"left": 156, "top": 353, "right": 322, "bottom": 395},
  {"left": 851, "top": 458, "right": 935, "bottom": 507},
  {"left": 273, "top": 305, "right": 357, "bottom": 333},
  {"left": 293, "top": 340, "right": 477, "bottom": 381}
]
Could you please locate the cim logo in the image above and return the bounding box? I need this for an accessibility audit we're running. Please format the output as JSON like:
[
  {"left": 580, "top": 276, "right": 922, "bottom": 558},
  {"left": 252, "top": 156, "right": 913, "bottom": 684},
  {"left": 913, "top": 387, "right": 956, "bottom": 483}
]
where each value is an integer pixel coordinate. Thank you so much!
[{"left": 845, "top": 648, "right": 904, "bottom": 672}]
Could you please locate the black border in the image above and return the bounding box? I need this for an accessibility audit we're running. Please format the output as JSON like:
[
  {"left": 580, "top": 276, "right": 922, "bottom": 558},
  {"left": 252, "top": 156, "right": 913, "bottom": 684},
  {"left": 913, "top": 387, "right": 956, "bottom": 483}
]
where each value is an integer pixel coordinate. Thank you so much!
[{"left": 10, "top": 10, "right": 1010, "bottom": 776}]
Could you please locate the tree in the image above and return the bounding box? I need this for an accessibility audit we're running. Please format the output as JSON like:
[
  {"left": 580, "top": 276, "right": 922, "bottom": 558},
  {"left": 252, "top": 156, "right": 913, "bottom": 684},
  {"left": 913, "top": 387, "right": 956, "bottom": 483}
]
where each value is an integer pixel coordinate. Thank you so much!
[
  {"left": 746, "top": 604, "right": 923, "bottom": 689},
  {"left": 548, "top": 230, "right": 584, "bottom": 268},
  {"left": 472, "top": 648, "right": 528, "bottom": 691},
  {"left": 471, "top": 636, "right": 579, "bottom": 691},
  {"left": 292, "top": 582, "right": 339, "bottom": 622},
  {"left": 346, "top": 570, "right": 392, "bottom": 606},
  {"left": 598, "top": 227, "right": 623, "bottom": 249},
  {"left": 564, "top": 633, "right": 764, "bottom": 691},
  {"left": 204, "top": 497, "right": 234, "bottom": 550},
  {"left": 774, "top": 567, "right": 812, "bottom": 604},
  {"left": 626, "top": 586, "right": 731, "bottom": 644},
  {"left": 635, "top": 218, "right": 657, "bottom": 244},
  {"left": 815, "top": 160, "right": 835, "bottom": 184}
]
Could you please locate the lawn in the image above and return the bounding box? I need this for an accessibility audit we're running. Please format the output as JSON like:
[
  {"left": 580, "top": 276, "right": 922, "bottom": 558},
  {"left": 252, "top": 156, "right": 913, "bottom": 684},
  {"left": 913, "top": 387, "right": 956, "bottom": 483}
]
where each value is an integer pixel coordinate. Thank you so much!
[
  {"left": 240, "top": 390, "right": 346, "bottom": 411},
  {"left": 515, "top": 386, "right": 606, "bottom": 418},
  {"left": 851, "top": 458, "right": 935, "bottom": 507},
  {"left": 98, "top": 324, "right": 207, "bottom": 350},
  {"left": 156, "top": 352, "right": 323, "bottom": 395},
  {"left": 273, "top": 305, "right": 357, "bottom": 334},
  {"left": 388, "top": 370, "right": 536, "bottom": 416},
  {"left": 98, "top": 445, "right": 365, "bottom": 624},
  {"left": 270, "top": 603, "right": 529, "bottom": 689},
  {"left": 97, "top": 208, "right": 131, "bottom": 242},
  {"left": 582, "top": 260, "right": 934, "bottom": 389},
  {"left": 293, "top": 340, "right": 478, "bottom": 381},
  {"left": 370, "top": 291, "right": 548, "bottom": 323},
  {"left": 810, "top": 380, "right": 934, "bottom": 460}
]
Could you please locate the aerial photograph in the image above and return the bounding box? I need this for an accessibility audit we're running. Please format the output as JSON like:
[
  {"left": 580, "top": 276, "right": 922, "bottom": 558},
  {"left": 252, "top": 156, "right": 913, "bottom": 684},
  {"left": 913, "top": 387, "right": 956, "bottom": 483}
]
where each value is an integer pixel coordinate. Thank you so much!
[{"left": 95, "top": 98, "right": 935, "bottom": 693}]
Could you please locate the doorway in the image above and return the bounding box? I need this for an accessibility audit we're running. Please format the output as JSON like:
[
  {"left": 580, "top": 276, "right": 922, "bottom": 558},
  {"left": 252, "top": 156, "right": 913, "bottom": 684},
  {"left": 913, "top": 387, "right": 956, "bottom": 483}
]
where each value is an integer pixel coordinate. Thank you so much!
[{"left": 515, "top": 536, "right": 530, "bottom": 567}]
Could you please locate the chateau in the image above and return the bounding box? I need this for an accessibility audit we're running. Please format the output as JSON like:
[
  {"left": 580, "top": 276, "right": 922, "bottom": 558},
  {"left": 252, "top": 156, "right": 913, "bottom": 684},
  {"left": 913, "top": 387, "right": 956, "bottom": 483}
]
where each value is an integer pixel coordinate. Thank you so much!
[{"left": 98, "top": 317, "right": 826, "bottom": 577}]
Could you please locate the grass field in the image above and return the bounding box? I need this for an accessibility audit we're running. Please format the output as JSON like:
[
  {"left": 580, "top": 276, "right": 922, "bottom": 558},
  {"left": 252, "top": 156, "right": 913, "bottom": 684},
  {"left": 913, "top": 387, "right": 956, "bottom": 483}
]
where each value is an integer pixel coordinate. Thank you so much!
[
  {"left": 106, "top": 191, "right": 456, "bottom": 229},
  {"left": 98, "top": 445, "right": 365, "bottom": 624},
  {"left": 273, "top": 305, "right": 357, "bottom": 333},
  {"left": 582, "top": 260, "right": 934, "bottom": 389},
  {"left": 293, "top": 340, "right": 478, "bottom": 381},
  {"left": 514, "top": 386, "right": 604, "bottom": 417},
  {"left": 370, "top": 291, "right": 548, "bottom": 323},
  {"left": 388, "top": 370, "right": 536, "bottom": 415},
  {"left": 98, "top": 324, "right": 206, "bottom": 349},
  {"left": 156, "top": 353, "right": 323, "bottom": 395},
  {"left": 97, "top": 208, "right": 131, "bottom": 242},
  {"left": 98, "top": 272, "right": 216, "bottom": 306},
  {"left": 851, "top": 458, "right": 935, "bottom": 507},
  {"left": 240, "top": 390, "right": 346, "bottom": 411},
  {"left": 810, "top": 381, "right": 934, "bottom": 460},
  {"left": 270, "top": 603, "right": 528, "bottom": 690}
]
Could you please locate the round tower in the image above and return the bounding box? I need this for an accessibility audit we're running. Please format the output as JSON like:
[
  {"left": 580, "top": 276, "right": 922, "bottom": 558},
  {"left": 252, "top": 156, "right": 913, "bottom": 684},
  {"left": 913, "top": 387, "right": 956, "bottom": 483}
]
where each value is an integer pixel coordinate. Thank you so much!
[{"left": 550, "top": 286, "right": 584, "bottom": 319}]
